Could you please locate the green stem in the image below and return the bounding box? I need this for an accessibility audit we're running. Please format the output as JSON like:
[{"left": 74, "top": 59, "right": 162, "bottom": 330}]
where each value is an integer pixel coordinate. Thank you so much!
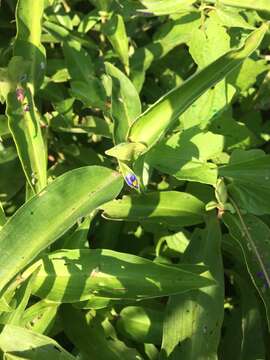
[{"left": 230, "top": 197, "right": 270, "bottom": 289}]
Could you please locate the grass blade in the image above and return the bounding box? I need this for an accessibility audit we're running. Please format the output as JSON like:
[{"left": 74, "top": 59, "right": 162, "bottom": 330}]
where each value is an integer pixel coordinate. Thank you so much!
[
  {"left": 0, "top": 166, "right": 123, "bottom": 293},
  {"left": 28, "top": 248, "right": 215, "bottom": 302},
  {"left": 160, "top": 215, "right": 224, "bottom": 359}
]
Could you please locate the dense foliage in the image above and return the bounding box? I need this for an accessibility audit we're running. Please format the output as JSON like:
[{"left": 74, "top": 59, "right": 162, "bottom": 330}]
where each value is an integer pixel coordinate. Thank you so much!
[{"left": 1, "top": 0, "right": 270, "bottom": 358}]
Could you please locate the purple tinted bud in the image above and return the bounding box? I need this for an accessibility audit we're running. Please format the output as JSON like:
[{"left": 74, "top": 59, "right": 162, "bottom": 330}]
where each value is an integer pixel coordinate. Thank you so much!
[
  {"left": 16, "top": 88, "right": 25, "bottom": 102},
  {"left": 23, "top": 104, "right": 30, "bottom": 112},
  {"left": 257, "top": 271, "right": 264, "bottom": 279},
  {"left": 125, "top": 173, "right": 139, "bottom": 189}
]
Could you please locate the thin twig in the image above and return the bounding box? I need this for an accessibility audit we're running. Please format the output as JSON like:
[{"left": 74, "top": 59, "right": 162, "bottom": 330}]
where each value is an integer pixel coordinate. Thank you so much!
[{"left": 230, "top": 197, "right": 270, "bottom": 289}]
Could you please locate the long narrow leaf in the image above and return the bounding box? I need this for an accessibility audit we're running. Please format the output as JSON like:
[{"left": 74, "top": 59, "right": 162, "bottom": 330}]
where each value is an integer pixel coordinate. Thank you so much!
[
  {"left": 0, "top": 324, "right": 75, "bottom": 359},
  {"left": 0, "top": 166, "right": 123, "bottom": 293},
  {"left": 161, "top": 215, "right": 224, "bottom": 359},
  {"left": 28, "top": 248, "right": 215, "bottom": 302},
  {"left": 7, "top": 0, "right": 47, "bottom": 192}
]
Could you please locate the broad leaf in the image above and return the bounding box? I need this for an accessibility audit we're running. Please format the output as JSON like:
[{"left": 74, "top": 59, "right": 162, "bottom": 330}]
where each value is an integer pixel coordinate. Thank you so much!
[
  {"left": 206, "top": 0, "right": 270, "bottom": 12},
  {"left": 137, "top": 0, "right": 196, "bottom": 15},
  {"left": 130, "top": 12, "right": 201, "bottom": 92},
  {"left": 147, "top": 129, "right": 224, "bottom": 185}
]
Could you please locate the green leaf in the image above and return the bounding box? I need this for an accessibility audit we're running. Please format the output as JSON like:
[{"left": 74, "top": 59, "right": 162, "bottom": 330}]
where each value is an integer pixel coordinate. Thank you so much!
[
  {"left": 210, "top": 109, "right": 260, "bottom": 151},
  {"left": 74, "top": 295, "right": 116, "bottom": 310},
  {"left": 206, "top": 0, "right": 270, "bottom": 12},
  {"left": 89, "top": 0, "right": 113, "bottom": 11},
  {"left": 0, "top": 68, "right": 10, "bottom": 103},
  {"left": 102, "top": 14, "right": 129, "bottom": 71},
  {"left": 43, "top": 20, "right": 97, "bottom": 50},
  {"left": 161, "top": 215, "right": 224, "bottom": 359},
  {"left": 0, "top": 115, "right": 10, "bottom": 136},
  {"left": 106, "top": 142, "right": 147, "bottom": 162},
  {"left": 61, "top": 305, "right": 143, "bottom": 360},
  {"left": 6, "top": 85, "right": 47, "bottom": 193},
  {"left": 219, "top": 149, "right": 270, "bottom": 214},
  {"left": 14, "top": 0, "right": 46, "bottom": 92},
  {"left": 6, "top": 269, "right": 39, "bottom": 326},
  {"left": 105, "top": 62, "right": 141, "bottom": 144},
  {"left": 0, "top": 202, "right": 6, "bottom": 229},
  {"left": 78, "top": 10, "right": 99, "bottom": 33},
  {"left": 63, "top": 40, "right": 106, "bottom": 110},
  {"left": 69, "top": 80, "right": 107, "bottom": 110},
  {"left": 188, "top": 12, "right": 231, "bottom": 69},
  {"left": 29, "top": 249, "right": 215, "bottom": 302},
  {"left": 0, "top": 166, "right": 123, "bottom": 293},
  {"left": 21, "top": 299, "right": 58, "bottom": 334},
  {"left": 101, "top": 191, "right": 206, "bottom": 227},
  {"left": 128, "top": 24, "right": 267, "bottom": 150},
  {"left": 116, "top": 306, "right": 163, "bottom": 344},
  {"left": 228, "top": 57, "right": 268, "bottom": 93},
  {"left": 223, "top": 212, "right": 270, "bottom": 329},
  {"left": 0, "top": 145, "right": 25, "bottom": 202},
  {"left": 229, "top": 272, "right": 266, "bottom": 359},
  {"left": 137, "top": 0, "right": 196, "bottom": 15},
  {"left": 147, "top": 128, "right": 224, "bottom": 185},
  {"left": 184, "top": 12, "right": 235, "bottom": 131},
  {"left": 222, "top": 238, "right": 266, "bottom": 359},
  {"left": 130, "top": 12, "right": 201, "bottom": 92},
  {"left": 63, "top": 40, "right": 94, "bottom": 82},
  {"left": 0, "top": 324, "right": 75, "bottom": 359},
  {"left": 61, "top": 215, "right": 93, "bottom": 249},
  {"left": 215, "top": 6, "right": 254, "bottom": 29},
  {"left": 180, "top": 83, "right": 236, "bottom": 131}
]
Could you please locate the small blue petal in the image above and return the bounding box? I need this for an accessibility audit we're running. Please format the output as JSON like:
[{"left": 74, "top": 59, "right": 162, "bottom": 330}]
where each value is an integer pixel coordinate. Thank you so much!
[{"left": 125, "top": 174, "right": 138, "bottom": 188}]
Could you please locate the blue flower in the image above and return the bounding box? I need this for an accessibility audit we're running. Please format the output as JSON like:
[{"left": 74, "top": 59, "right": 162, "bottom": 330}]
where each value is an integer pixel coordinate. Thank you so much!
[{"left": 125, "top": 174, "right": 139, "bottom": 189}]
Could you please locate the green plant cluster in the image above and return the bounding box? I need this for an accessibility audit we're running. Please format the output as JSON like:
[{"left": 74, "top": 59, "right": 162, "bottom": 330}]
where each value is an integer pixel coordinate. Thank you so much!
[{"left": 0, "top": 0, "right": 270, "bottom": 358}]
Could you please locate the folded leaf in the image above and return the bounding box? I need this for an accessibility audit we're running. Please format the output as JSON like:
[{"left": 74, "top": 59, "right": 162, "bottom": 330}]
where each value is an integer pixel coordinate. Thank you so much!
[
  {"left": 101, "top": 191, "right": 206, "bottom": 227},
  {"left": 102, "top": 14, "right": 129, "bottom": 71},
  {"left": 105, "top": 62, "right": 141, "bottom": 144},
  {"left": 117, "top": 306, "right": 163, "bottom": 344},
  {"left": 128, "top": 25, "right": 267, "bottom": 150}
]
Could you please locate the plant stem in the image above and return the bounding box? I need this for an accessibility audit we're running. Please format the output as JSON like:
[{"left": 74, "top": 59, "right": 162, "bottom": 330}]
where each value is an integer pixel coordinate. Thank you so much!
[{"left": 230, "top": 197, "right": 270, "bottom": 289}]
